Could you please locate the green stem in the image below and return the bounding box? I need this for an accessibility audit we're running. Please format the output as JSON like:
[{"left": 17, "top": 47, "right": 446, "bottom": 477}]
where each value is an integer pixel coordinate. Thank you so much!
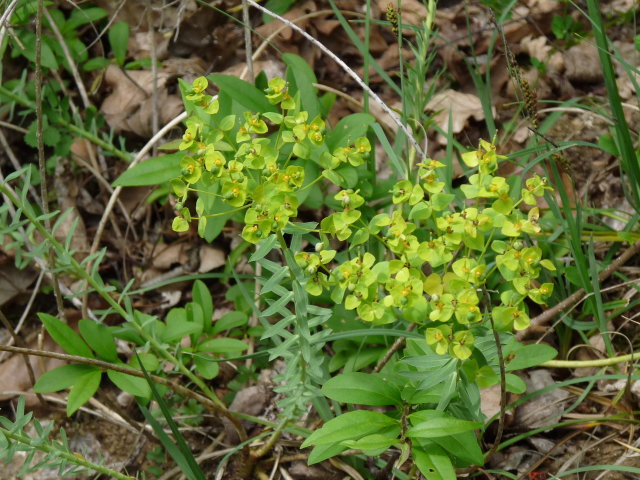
[
  {"left": 542, "top": 353, "right": 636, "bottom": 368},
  {"left": 0, "top": 428, "right": 135, "bottom": 480},
  {"left": 297, "top": 174, "right": 323, "bottom": 193},
  {"left": 64, "top": 123, "right": 131, "bottom": 162},
  {"left": 200, "top": 204, "right": 249, "bottom": 218}
]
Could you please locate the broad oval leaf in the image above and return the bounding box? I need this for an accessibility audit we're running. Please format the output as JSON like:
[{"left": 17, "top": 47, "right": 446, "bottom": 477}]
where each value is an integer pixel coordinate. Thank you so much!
[
  {"left": 283, "top": 53, "right": 320, "bottom": 120},
  {"left": 301, "top": 410, "right": 399, "bottom": 448},
  {"left": 67, "top": 370, "right": 102, "bottom": 416},
  {"left": 108, "top": 22, "right": 130, "bottom": 66},
  {"left": 322, "top": 372, "right": 402, "bottom": 406},
  {"left": 162, "top": 308, "right": 202, "bottom": 343},
  {"left": 78, "top": 319, "right": 118, "bottom": 362},
  {"left": 34, "top": 364, "right": 99, "bottom": 393},
  {"left": 38, "top": 313, "right": 94, "bottom": 358},
  {"left": 107, "top": 370, "right": 151, "bottom": 399},
  {"left": 505, "top": 344, "right": 558, "bottom": 371},
  {"left": 413, "top": 444, "right": 456, "bottom": 480},
  {"left": 112, "top": 153, "right": 184, "bottom": 187},
  {"left": 208, "top": 74, "right": 276, "bottom": 113},
  {"left": 307, "top": 443, "right": 348, "bottom": 466},
  {"left": 197, "top": 338, "right": 248, "bottom": 355},
  {"left": 431, "top": 431, "right": 484, "bottom": 467},
  {"left": 192, "top": 280, "right": 213, "bottom": 332},
  {"left": 407, "top": 410, "right": 481, "bottom": 438},
  {"left": 325, "top": 113, "right": 374, "bottom": 151}
]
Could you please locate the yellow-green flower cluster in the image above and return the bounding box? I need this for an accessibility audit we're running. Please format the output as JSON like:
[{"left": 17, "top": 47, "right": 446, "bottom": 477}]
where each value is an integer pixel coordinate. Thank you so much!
[{"left": 173, "top": 75, "right": 556, "bottom": 362}]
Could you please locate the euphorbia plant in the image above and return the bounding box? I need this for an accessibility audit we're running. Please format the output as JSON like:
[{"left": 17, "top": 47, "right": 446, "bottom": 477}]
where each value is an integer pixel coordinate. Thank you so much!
[{"left": 163, "top": 73, "right": 558, "bottom": 477}]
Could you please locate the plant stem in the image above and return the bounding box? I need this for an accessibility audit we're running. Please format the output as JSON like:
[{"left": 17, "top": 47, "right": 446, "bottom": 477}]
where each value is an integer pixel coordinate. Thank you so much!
[
  {"left": 35, "top": 0, "right": 65, "bottom": 320},
  {"left": 542, "top": 354, "right": 636, "bottom": 369},
  {"left": 0, "top": 427, "right": 135, "bottom": 480}
]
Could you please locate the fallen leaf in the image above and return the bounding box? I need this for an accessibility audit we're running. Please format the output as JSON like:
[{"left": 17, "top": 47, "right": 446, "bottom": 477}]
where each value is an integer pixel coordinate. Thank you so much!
[
  {"left": 564, "top": 43, "right": 603, "bottom": 83},
  {"left": 198, "top": 245, "right": 226, "bottom": 273},
  {"left": 426, "top": 89, "right": 493, "bottom": 142},
  {"left": 0, "top": 262, "right": 38, "bottom": 308},
  {"left": 100, "top": 65, "right": 182, "bottom": 136},
  {"left": 520, "top": 34, "right": 551, "bottom": 61},
  {"left": 149, "top": 242, "right": 189, "bottom": 270},
  {"left": 514, "top": 369, "right": 569, "bottom": 430},
  {"left": 0, "top": 334, "right": 66, "bottom": 404}
]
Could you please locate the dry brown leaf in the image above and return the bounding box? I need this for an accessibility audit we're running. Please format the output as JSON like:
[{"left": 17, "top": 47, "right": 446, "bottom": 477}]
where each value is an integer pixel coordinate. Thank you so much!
[
  {"left": 426, "top": 89, "right": 492, "bottom": 141},
  {"left": 520, "top": 34, "right": 551, "bottom": 61},
  {"left": 564, "top": 43, "right": 603, "bottom": 83},
  {"left": 529, "top": 0, "right": 559, "bottom": 13},
  {"left": 0, "top": 263, "right": 37, "bottom": 307},
  {"left": 124, "top": 88, "right": 184, "bottom": 138},
  {"left": 480, "top": 384, "right": 503, "bottom": 420},
  {"left": 315, "top": 18, "right": 340, "bottom": 36},
  {"left": 255, "top": 0, "right": 317, "bottom": 42},
  {"left": 0, "top": 335, "right": 65, "bottom": 404},
  {"left": 129, "top": 31, "right": 169, "bottom": 61},
  {"left": 514, "top": 369, "right": 569, "bottom": 430},
  {"left": 100, "top": 65, "right": 182, "bottom": 136},
  {"left": 198, "top": 245, "right": 226, "bottom": 273},
  {"left": 151, "top": 242, "right": 189, "bottom": 270},
  {"left": 70, "top": 138, "right": 96, "bottom": 163}
]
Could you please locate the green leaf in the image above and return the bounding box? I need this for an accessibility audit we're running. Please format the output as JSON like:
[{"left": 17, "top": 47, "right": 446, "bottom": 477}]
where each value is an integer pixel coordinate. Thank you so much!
[
  {"left": 34, "top": 364, "right": 99, "bottom": 393},
  {"left": 211, "top": 311, "right": 248, "bottom": 335},
  {"left": 38, "top": 313, "right": 94, "bottom": 358},
  {"left": 82, "top": 57, "right": 110, "bottom": 71},
  {"left": 112, "top": 153, "right": 184, "bottom": 186},
  {"left": 172, "top": 217, "right": 189, "bottom": 232},
  {"left": 301, "top": 410, "right": 399, "bottom": 448},
  {"left": 334, "top": 165, "right": 358, "bottom": 188},
  {"left": 431, "top": 432, "right": 484, "bottom": 467},
  {"left": 307, "top": 443, "right": 348, "bottom": 465},
  {"left": 197, "top": 338, "right": 248, "bottom": 355},
  {"left": 192, "top": 280, "right": 213, "bottom": 332},
  {"left": 431, "top": 193, "right": 456, "bottom": 211},
  {"left": 407, "top": 410, "right": 481, "bottom": 438},
  {"left": 342, "top": 433, "right": 398, "bottom": 455},
  {"left": 109, "top": 22, "right": 130, "bottom": 66},
  {"left": 67, "top": 369, "right": 102, "bottom": 416},
  {"left": 208, "top": 74, "right": 276, "bottom": 113},
  {"left": 506, "top": 373, "right": 526, "bottom": 394},
  {"left": 263, "top": 0, "right": 298, "bottom": 21},
  {"left": 107, "top": 370, "right": 151, "bottom": 399},
  {"left": 326, "top": 113, "right": 375, "bottom": 151},
  {"left": 218, "top": 114, "right": 236, "bottom": 131},
  {"left": 249, "top": 234, "right": 278, "bottom": 262},
  {"left": 283, "top": 53, "right": 320, "bottom": 120},
  {"left": 162, "top": 308, "right": 202, "bottom": 343},
  {"left": 505, "top": 344, "right": 558, "bottom": 371},
  {"left": 64, "top": 7, "right": 108, "bottom": 33},
  {"left": 129, "top": 353, "right": 160, "bottom": 372},
  {"left": 193, "top": 355, "right": 219, "bottom": 380},
  {"left": 350, "top": 228, "right": 369, "bottom": 247},
  {"left": 322, "top": 372, "right": 402, "bottom": 406},
  {"left": 78, "top": 319, "right": 118, "bottom": 362},
  {"left": 19, "top": 31, "right": 58, "bottom": 69},
  {"left": 413, "top": 444, "right": 456, "bottom": 480}
]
